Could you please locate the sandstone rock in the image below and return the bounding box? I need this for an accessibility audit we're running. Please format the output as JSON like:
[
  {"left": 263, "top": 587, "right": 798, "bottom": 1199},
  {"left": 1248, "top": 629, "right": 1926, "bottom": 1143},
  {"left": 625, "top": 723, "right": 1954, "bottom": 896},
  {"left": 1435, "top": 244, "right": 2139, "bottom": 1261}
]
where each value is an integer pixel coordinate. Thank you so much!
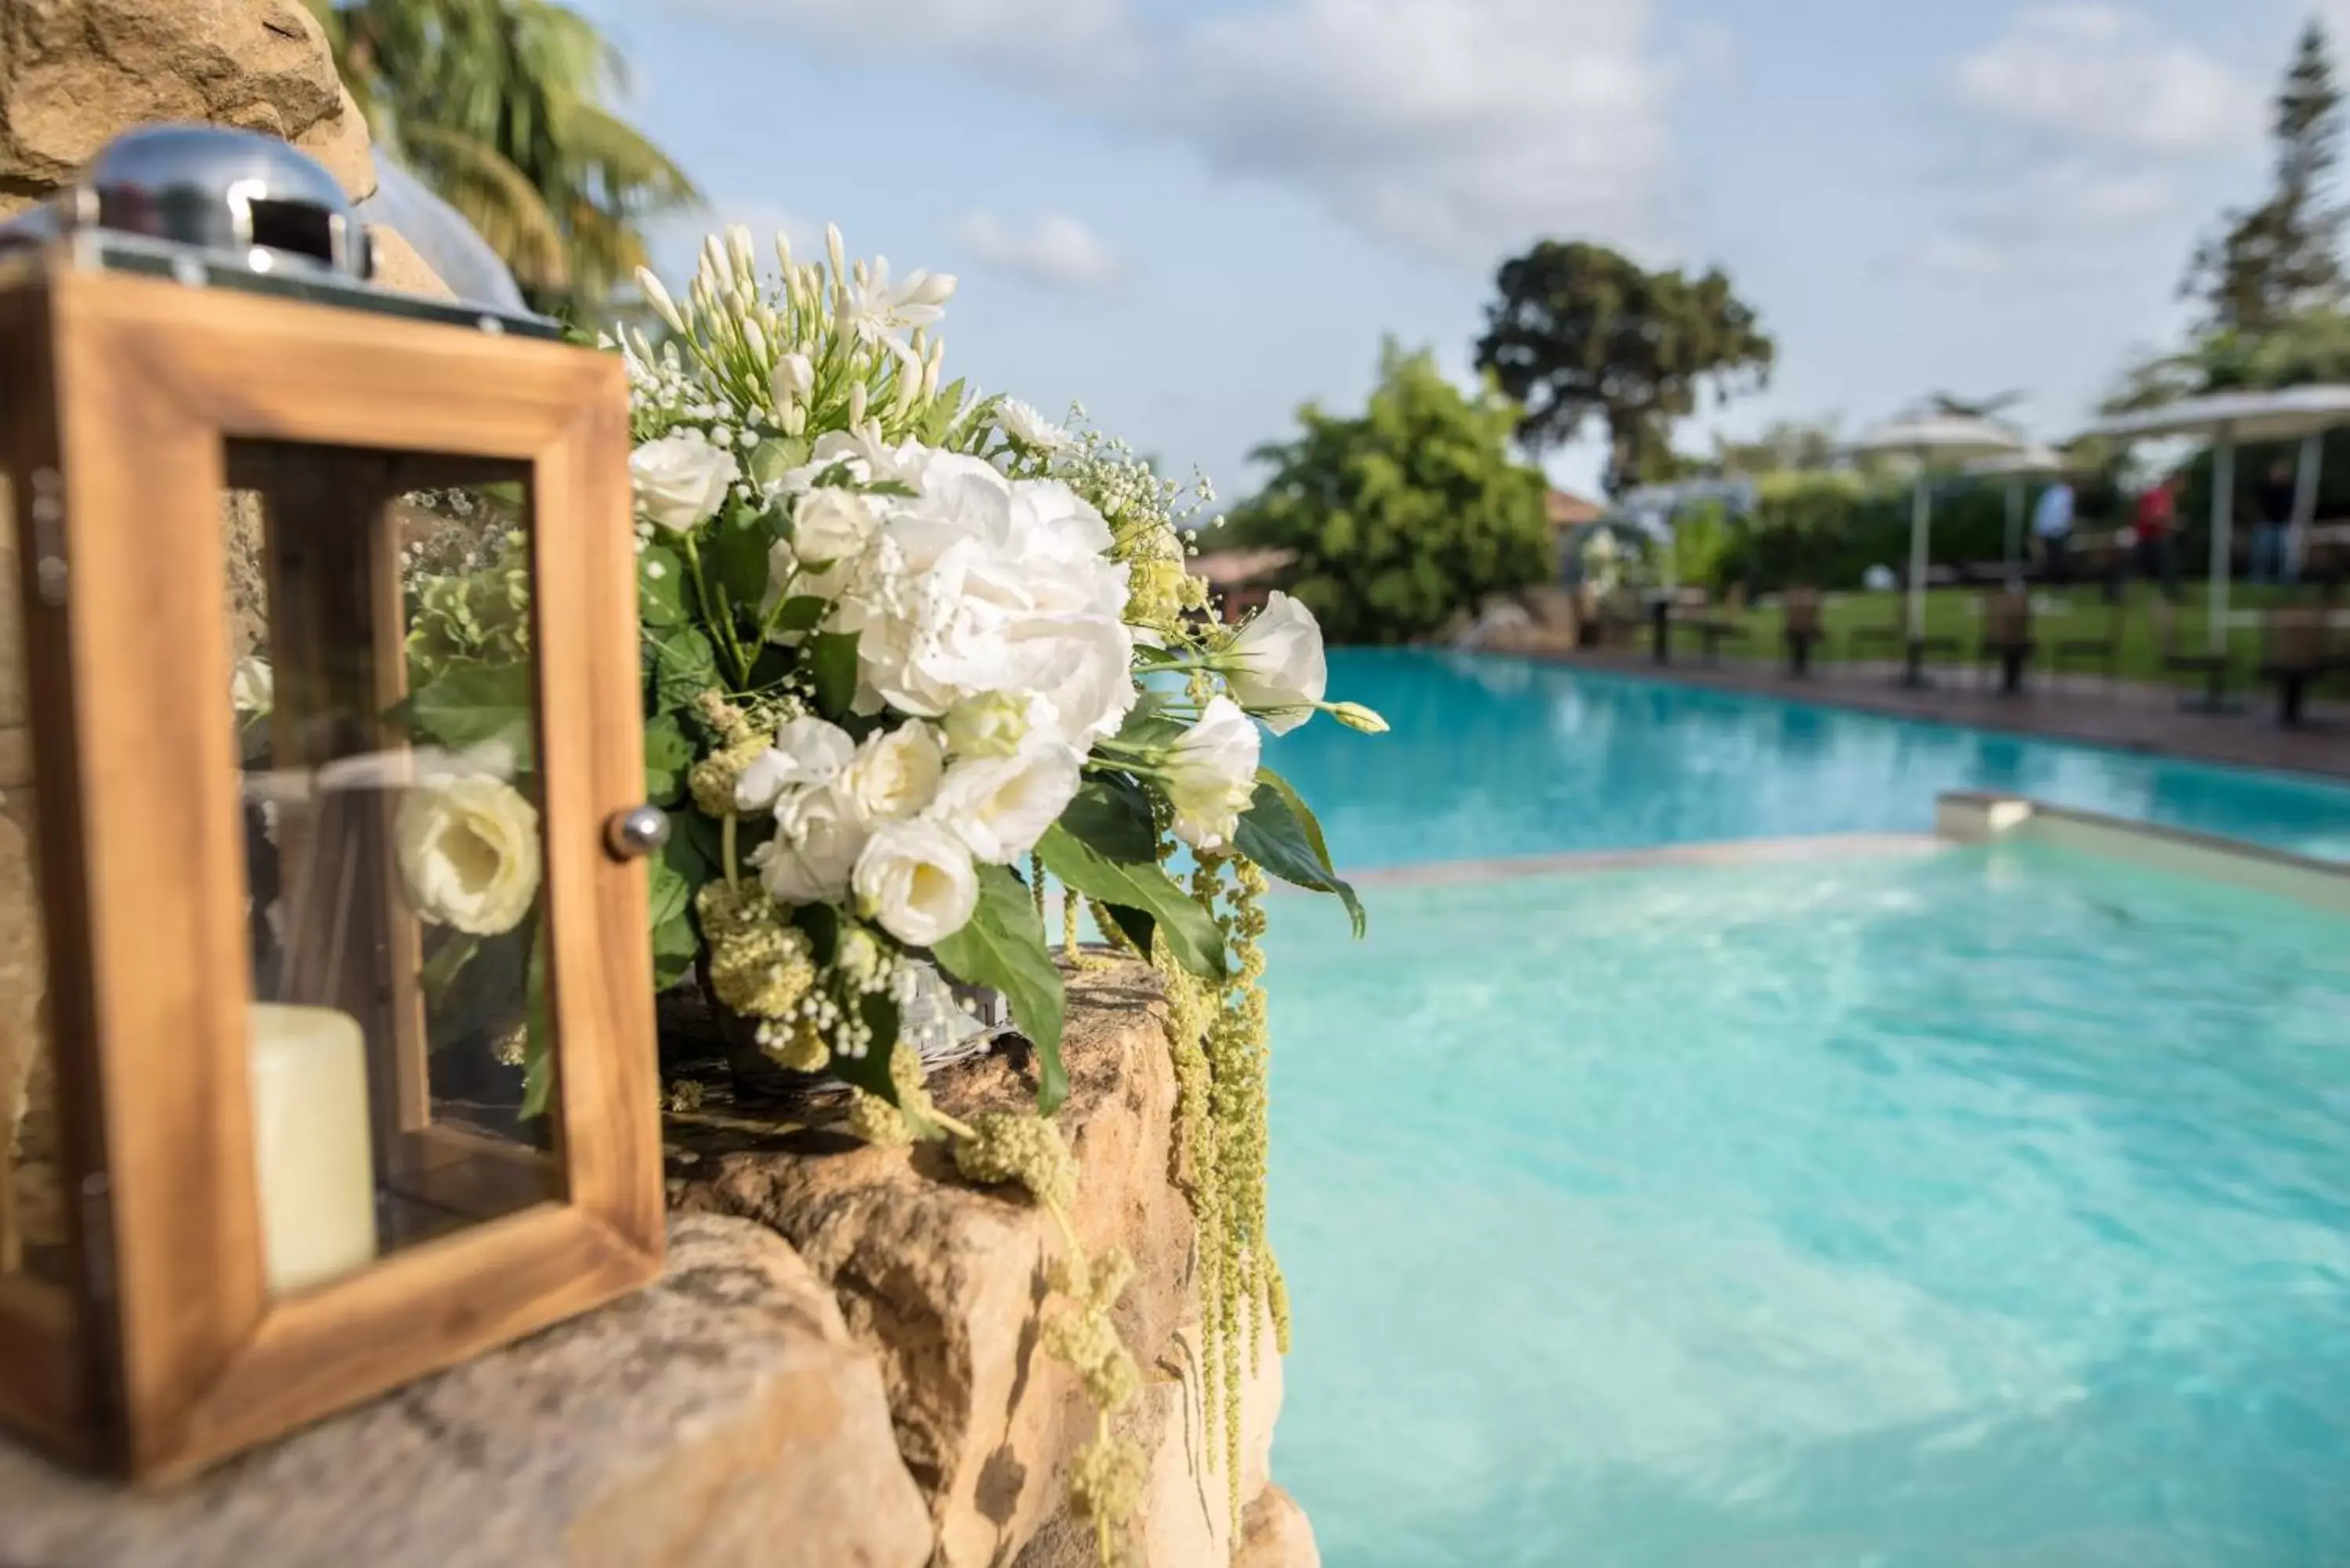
[
  {"left": 672, "top": 959, "right": 1202, "bottom": 1568},
  {"left": 0, "top": 807, "right": 53, "bottom": 1270},
  {"left": 1235, "top": 1486, "right": 1321, "bottom": 1568},
  {"left": 0, "top": 2, "right": 359, "bottom": 204},
  {"left": 0, "top": 1214, "right": 934, "bottom": 1568},
  {"left": 293, "top": 81, "right": 376, "bottom": 204},
  {"left": 367, "top": 223, "right": 457, "bottom": 300}
]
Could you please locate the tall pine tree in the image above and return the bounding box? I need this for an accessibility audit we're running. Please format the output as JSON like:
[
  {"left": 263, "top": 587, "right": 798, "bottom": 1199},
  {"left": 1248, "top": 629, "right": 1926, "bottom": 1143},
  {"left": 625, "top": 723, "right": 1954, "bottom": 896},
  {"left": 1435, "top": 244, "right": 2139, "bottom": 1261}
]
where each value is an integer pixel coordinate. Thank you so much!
[{"left": 2183, "top": 20, "right": 2346, "bottom": 333}]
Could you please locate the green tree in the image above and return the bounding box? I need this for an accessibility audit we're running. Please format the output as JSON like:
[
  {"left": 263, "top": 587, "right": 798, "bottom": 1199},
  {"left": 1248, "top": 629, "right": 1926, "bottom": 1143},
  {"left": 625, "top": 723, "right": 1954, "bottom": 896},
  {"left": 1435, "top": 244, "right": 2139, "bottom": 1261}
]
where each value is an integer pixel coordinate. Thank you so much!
[
  {"left": 1473, "top": 239, "right": 1774, "bottom": 494},
  {"left": 2183, "top": 19, "right": 2345, "bottom": 333},
  {"left": 1712, "top": 417, "right": 1840, "bottom": 477},
  {"left": 308, "top": 0, "right": 700, "bottom": 317},
  {"left": 1227, "top": 342, "right": 1552, "bottom": 645}
]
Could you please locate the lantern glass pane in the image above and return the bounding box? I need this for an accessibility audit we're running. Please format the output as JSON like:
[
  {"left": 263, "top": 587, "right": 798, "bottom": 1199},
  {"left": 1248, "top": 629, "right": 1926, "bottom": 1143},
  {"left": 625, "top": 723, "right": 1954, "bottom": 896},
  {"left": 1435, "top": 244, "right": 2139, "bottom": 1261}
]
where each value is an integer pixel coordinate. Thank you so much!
[
  {"left": 0, "top": 466, "right": 63, "bottom": 1289},
  {"left": 228, "top": 445, "right": 563, "bottom": 1299}
]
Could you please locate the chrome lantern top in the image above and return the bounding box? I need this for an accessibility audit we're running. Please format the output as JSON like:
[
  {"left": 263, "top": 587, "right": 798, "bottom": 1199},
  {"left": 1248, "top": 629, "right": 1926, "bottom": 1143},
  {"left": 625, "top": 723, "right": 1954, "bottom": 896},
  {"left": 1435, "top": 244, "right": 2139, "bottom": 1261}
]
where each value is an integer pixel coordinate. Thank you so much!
[{"left": 0, "top": 125, "right": 559, "bottom": 338}]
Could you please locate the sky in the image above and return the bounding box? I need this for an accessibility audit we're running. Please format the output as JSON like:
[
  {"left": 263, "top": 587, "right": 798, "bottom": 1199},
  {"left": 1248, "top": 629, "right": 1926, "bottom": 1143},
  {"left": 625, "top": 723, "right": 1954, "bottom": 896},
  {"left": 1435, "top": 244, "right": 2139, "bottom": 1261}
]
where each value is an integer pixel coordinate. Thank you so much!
[{"left": 570, "top": 0, "right": 2340, "bottom": 504}]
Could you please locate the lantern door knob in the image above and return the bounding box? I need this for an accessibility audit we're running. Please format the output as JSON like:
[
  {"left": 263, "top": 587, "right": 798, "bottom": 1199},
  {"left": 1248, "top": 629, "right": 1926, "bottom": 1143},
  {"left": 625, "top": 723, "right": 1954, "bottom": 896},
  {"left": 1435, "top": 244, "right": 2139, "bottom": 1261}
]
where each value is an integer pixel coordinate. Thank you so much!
[{"left": 604, "top": 804, "right": 671, "bottom": 861}]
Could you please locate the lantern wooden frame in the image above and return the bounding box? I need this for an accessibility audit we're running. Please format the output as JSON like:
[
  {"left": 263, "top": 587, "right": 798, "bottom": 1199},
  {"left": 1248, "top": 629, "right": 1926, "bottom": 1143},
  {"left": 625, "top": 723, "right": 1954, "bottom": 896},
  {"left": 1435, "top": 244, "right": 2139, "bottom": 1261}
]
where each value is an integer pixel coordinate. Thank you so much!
[{"left": 0, "top": 261, "right": 662, "bottom": 1481}]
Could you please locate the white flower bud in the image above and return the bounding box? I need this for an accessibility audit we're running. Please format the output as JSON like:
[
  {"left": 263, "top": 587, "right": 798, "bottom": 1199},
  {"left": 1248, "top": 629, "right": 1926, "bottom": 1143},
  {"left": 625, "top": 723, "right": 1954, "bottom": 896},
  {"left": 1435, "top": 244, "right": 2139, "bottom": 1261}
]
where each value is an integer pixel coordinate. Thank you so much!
[
  {"left": 849, "top": 381, "right": 868, "bottom": 428},
  {"left": 701, "top": 233, "right": 730, "bottom": 287},
  {"left": 826, "top": 222, "right": 846, "bottom": 284},
  {"left": 636, "top": 266, "right": 685, "bottom": 334},
  {"left": 741, "top": 316, "right": 768, "bottom": 365},
  {"left": 773, "top": 229, "right": 794, "bottom": 276},
  {"left": 727, "top": 222, "right": 756, "bottom": 283},
  {"left": 1329, "top": 701, "right": 1390, "bottom": 735}
]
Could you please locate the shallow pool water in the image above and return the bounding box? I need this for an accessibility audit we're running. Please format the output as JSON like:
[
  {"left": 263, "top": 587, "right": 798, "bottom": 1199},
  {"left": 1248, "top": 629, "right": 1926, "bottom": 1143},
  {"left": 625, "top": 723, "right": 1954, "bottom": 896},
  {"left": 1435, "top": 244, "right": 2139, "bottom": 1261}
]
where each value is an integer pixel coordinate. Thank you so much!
[
  {"left": 1267, "top": 845, "right": 2350, "bottom": 1566},
  {"left": 1268, "top": 649, "right": 2350, "bottom": 867}
]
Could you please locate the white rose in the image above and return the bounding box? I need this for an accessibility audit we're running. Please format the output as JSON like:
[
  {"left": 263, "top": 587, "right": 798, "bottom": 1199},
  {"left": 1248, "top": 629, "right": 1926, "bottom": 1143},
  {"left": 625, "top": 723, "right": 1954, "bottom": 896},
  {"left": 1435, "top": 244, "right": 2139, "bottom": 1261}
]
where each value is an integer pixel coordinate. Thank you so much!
[
  {"left": 930, "top": 742, "right": 1081, "bottom": 864},
  {"left": 394, "top": 775, "right": 542, "bottom": 935},
  {"left": 1222, "top": 591, "right": 1327, "bottom": 735},
  {"left": 630, "top": 430, "right": 739, "bottom": 533},
  {"left": 735, "top": 716, "right": 856, "bottom": 814},
  {"left": 837, "top": 721, "right": 945, "bottom": 826},
  {"left": 754, "top": 783, "right": 870, "bottom": 904},
  {"left": 793, "top": 487, "right": 878, "bottom": 566},
  {"left": 943, "top": 691, "right": 1039, "bottom": 758},
  {"left": 230, "top": 654, "right": 274, "bottom": 715},
  {"left": 1161, "top": 696, "right": 1260, "bottom": 853},
  {"left": 852, "top": 819, "right": 979, "bottom": 947}
]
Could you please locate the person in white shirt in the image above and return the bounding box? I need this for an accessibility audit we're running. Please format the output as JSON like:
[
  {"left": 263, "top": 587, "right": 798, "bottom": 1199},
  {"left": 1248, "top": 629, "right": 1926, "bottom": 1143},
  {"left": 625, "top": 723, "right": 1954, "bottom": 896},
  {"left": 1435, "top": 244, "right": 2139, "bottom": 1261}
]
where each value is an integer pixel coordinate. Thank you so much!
[{"left": 2031, "top": 479, "right": 2075, "bottom": 584}]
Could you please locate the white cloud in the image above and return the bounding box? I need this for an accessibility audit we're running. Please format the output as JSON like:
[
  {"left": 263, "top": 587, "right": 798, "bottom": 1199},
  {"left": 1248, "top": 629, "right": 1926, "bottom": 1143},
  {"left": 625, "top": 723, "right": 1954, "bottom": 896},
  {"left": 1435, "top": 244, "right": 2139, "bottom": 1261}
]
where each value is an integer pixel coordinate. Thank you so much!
[
  {"left": 683, "top": 0, "right": 1676, "bottom": 265},
  {"left": 1880, "top": 237, "right": 2021, "bottom": 289},
  {"left": 1954, "top": 6, "right": 2259, "bottom": 156},
  {"left": 953, "top": 211, "right": 1126, "bottom": 291}
]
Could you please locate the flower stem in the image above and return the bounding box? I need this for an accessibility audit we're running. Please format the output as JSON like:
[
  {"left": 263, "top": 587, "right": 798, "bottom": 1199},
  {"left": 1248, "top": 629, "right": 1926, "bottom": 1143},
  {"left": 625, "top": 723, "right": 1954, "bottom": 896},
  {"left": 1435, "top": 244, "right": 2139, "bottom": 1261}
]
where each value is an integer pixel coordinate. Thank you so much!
[{"left": 721, "top": 811, "right": 739, "bottom": 890}]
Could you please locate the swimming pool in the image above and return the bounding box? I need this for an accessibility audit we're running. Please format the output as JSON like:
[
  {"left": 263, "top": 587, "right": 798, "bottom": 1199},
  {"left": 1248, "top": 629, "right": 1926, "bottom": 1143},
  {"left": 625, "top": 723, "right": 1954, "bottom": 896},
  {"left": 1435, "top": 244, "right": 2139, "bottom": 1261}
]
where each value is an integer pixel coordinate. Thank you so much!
[
  {"left": 1267, "top": 649, "right": 2350, "bottom": 868},
  {"left": 1267, "top": 844, "right": 2350, "bottom": 1566},
  {"left": 1260, "top": 651, "right": 2350, "bottom": 1565}
]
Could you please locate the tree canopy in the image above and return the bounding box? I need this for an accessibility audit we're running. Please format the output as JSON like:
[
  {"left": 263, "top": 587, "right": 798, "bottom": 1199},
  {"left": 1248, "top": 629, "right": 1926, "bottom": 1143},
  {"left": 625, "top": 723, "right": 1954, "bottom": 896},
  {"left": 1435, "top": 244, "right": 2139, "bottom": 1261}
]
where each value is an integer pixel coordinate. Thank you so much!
[
  {"left": 1472, "top": 240, "right": 1774, "bottom": 495},
  {"left": 308, "top": 0, "right": 700, "bottom": 318},
  {"left": 2182, "top": 19, "right": 2345, "bottom": 334},
  {"left": 1225, "top": 343, "right": 1553, "bottom": 645}
]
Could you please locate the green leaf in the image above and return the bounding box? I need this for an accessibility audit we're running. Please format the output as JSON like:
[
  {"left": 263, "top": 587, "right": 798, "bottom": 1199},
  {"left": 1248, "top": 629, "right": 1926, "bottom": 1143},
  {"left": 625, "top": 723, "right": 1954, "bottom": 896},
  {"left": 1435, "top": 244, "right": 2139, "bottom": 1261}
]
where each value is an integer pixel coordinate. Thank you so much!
[
  {"left": 712, "top": 504, "right": 776, "bottom": 616},
  {"left": 648, "top": 847, "right": 692, "bottom": 933},
  {"left": 1115, "top": 689, "right": 1187, "bottom": 750},
  {"left": 931, "top": 864, "right": 1068, "bottom": 1112},
  {"left": 643, "top": 711, "right": 693, "bottom": 804},
  {"left": 1037, "top": 825, "right": 1227, "bottom": 981},
  {"left": 747, "top": 435, "right": 807, "bottom": 490},
  {"left": 810, "top": 630, "right": 860, "bottom": 719},
  {"left": 1058, "top": 775, "right": 1157, "bottom": 863},
  {"left": 772, "top": 594, "right": 827, "bottom": 634},
  {"left": 406, "top": 660, "right": 535, "bottom": 764},
  {"left": 638, "top": 545, "right": 686, "bottom": 626},
  {"left": 822, "top": 992, "right": 903, "bottom": 1104},
  {"left": 649, "top": 626, "right": 718, "bottom": 710},
  {"left": 418, "top": 930, "right": 479, "bottom": 1005},
  {"left": 1235, "top": 774, "right": 1365, "bottom": 938},
  {"left": 650, "top": 904, "right": 699, "bottom": 992}
]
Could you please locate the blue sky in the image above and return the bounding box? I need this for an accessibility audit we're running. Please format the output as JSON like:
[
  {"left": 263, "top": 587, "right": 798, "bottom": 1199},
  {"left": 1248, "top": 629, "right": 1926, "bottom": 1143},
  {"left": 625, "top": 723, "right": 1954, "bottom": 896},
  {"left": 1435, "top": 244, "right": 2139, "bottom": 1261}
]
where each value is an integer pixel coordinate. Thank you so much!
[{"left": 573, "top": 0, "right": 2334, "bottom": 503}]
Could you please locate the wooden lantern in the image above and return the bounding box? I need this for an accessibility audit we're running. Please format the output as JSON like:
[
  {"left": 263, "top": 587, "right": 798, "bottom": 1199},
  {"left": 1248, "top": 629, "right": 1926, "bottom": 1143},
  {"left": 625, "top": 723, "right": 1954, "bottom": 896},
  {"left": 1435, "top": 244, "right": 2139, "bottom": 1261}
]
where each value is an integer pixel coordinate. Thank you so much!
[{"left": 0, "top": 127, "right": 663, "bottom": 1480}]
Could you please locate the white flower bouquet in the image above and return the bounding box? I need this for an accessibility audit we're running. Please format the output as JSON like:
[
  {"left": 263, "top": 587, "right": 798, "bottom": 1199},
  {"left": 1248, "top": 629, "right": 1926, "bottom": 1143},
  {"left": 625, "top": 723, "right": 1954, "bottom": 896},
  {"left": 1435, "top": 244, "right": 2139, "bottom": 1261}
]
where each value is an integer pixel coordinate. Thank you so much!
[{"left": 400, "top": 222, "right": 1376, "bottom": 1118}]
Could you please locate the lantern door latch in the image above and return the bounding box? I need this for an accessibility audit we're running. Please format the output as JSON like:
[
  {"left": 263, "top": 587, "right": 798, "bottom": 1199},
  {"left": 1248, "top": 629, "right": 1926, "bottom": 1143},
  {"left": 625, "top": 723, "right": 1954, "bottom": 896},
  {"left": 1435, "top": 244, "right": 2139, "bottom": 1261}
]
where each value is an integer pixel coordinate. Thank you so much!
[{"left": 603, "top": 804, "right": 671, "bottom": 862}]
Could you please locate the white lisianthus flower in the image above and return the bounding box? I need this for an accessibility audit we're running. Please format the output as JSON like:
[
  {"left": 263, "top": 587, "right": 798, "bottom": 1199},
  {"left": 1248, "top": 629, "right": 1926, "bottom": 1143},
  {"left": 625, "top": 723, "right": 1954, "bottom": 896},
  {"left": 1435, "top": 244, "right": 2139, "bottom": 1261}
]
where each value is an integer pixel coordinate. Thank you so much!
[
  {"left": 394, "top": 776, "right": 542, "bottom": 935},
  {"left": 754, "top": 783, "right": 870, "bottom": 904},
  {"left": 735, "top": 716, "right": 857, "bottom": 814},
  {"left": 929, "top": 742, "right": 1082, "bottom": 864},
  {"left": 230, "top": 654, "right": 274, "bottom": 715},
  {"left": 630, "top": 429, "right": 739, "bottom": 533},
  {"left": 837, "top": 721, "right": 945, "bottom": 826},
  {"left": 943, "top": 692, "right": 1039, "bottom": 758},
  {"left": 996, "top": 399, "right": 1069, "bottom": 453},
  {"left": 852, "top": 818, "right": 979, "bottom": 947},
  {"left": 1222, "top": 591, "right": 1327, "bottom": 735},
  {"left": 1161, "top": 696, "right": 1261, "bottom": 853}
]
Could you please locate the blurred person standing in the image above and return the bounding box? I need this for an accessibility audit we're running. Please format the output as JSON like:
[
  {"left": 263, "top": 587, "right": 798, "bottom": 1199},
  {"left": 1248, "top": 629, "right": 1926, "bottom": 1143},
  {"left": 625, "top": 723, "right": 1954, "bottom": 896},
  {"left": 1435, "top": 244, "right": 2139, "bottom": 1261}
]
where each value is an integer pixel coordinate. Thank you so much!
[
  {"left": 2252, "top": 457, "right": 2298, "bottom": 583},
  {"left": 2031, "top": 476, "right": 2075, "bottom": 584},
  {"left": 2133, "top": 469, "right": 2183, "bottom": 602}
]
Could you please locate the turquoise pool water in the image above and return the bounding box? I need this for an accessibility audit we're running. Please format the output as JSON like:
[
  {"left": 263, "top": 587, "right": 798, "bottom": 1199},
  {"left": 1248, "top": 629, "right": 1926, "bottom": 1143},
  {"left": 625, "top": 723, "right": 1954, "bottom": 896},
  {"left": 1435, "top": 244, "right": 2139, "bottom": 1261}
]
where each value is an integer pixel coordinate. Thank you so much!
[
  {"left": 1268, "top": 649, "right": 2350, "bottom": 867},
  {"left": 1267, "top": 845, "right": 2350, "bottom": 1566}
]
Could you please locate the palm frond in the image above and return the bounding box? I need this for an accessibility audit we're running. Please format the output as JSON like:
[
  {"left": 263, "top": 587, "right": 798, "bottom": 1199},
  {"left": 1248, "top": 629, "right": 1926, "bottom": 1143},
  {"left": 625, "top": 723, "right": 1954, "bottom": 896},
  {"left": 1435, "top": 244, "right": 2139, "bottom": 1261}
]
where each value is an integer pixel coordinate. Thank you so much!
[{"left": 398, "top": 121, "right": 570, "bottom": 288}]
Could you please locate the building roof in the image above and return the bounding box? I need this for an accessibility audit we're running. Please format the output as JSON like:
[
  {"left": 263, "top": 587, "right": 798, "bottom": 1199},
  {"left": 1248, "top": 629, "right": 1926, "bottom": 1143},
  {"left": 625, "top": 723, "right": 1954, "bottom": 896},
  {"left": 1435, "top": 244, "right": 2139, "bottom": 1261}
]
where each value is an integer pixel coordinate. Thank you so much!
[
  {"left": 1546, "top": 489, "right": 1603, "bottom": 529},
  {"left": 1188, "top": 547, "right": 1296, "bottom": 585}
]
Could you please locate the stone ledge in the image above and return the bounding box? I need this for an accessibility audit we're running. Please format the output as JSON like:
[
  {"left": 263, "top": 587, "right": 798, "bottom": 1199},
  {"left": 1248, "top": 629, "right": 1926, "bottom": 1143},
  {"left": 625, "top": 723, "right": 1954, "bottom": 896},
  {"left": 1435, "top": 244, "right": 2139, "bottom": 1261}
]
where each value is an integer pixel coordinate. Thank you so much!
[
  {"left": 670, "top": 958, "right": 1213, "bottom": 1568},
  {"left": 0, "top": 1214, "right": 931, "bottom": 1568}
]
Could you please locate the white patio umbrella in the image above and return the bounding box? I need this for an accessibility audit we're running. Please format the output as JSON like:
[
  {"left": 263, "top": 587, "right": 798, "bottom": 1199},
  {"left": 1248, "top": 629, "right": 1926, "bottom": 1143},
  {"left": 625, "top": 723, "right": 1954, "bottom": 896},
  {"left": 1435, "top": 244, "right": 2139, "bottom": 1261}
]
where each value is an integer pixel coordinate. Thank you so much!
[
  {"left": 2086, "top": 384, "right": 2350, "bottom": 652},
  {"left": 1847, "top": 413, "right": 2026, "bottom": 681},
  {"left": 1964, "top": 444, "right": 2069, "bottom": 590}
]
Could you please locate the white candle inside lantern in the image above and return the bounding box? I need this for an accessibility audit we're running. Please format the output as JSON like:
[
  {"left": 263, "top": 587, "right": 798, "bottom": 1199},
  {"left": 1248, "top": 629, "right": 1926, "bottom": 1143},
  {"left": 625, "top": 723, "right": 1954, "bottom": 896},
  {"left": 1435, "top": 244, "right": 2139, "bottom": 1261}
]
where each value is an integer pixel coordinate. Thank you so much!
[{"left": 248, "top": 1003, "right": 378, "bottom": 1295}]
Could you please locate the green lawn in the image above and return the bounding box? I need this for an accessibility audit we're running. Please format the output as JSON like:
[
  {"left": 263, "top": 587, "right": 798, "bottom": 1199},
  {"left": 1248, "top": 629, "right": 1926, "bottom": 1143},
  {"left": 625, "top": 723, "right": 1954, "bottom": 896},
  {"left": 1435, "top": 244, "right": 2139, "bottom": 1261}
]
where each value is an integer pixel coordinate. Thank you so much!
[{"left": 1696, "top": 582, "right": 2337, "bottom": 690}]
